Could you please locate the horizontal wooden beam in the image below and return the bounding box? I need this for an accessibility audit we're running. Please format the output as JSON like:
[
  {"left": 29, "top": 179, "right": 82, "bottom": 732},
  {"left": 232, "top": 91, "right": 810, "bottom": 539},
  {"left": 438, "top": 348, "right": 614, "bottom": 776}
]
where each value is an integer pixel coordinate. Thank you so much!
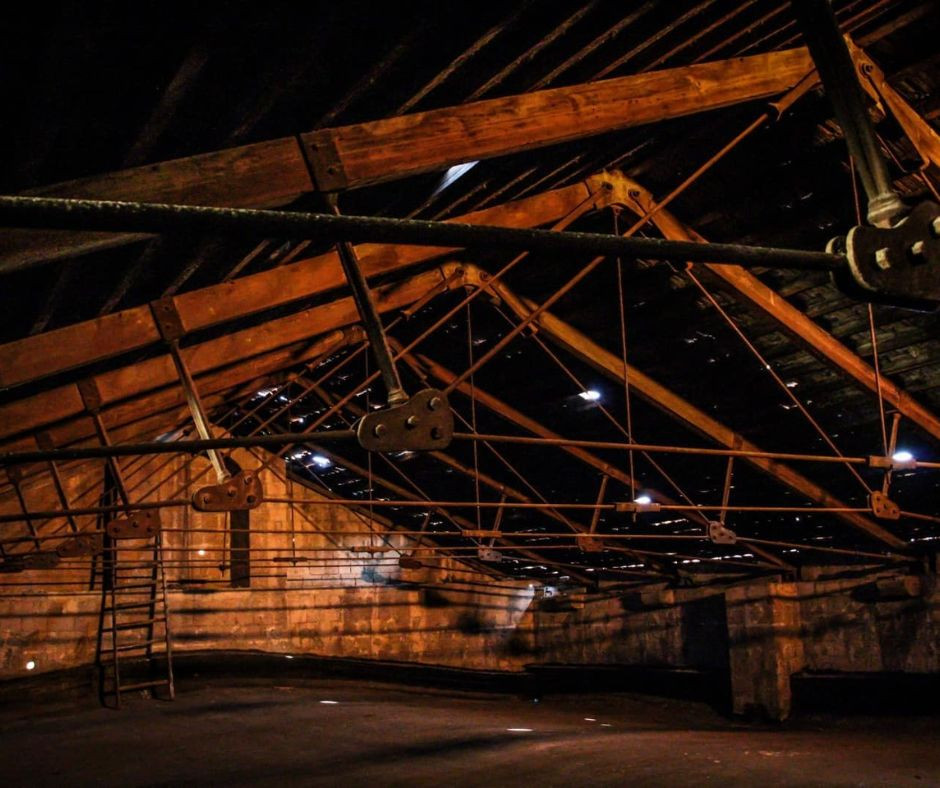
[
  {"left": 468, "top": 266, "right": 906, "bottom": 550},
  {"left": 615, "top": 177, "right": 940, "bottom": 444},
  {"left": 303, "top": 48, "right": 813, "bottom": 191},
  {"left": 0, "top": 177, "right": 610, "bottom": 391},
  {"left": 0, "top": 138, "right": 314, "bottom": 271}
]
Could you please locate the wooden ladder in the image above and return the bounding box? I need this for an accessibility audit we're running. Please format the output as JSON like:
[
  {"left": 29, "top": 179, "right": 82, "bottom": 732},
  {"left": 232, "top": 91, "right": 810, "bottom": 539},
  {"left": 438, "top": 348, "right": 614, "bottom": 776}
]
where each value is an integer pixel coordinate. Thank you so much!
[{"left": 95, "top": 532, "right": 175, "bottom": 708}]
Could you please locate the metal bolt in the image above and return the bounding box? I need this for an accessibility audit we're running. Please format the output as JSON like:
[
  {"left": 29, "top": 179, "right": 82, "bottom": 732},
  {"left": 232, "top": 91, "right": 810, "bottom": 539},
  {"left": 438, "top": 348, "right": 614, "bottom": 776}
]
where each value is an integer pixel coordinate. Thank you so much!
[
  {"left": 227, "top": 487, "right": 236, "bottom": 497},
  {"left": 373, "top": 423, "right": 388, "bottom": 438},
  {"left": 431, "top": 427, "right": 443, "bottom": 440},
  {"left": 246, "top": 495, "right": 256, "bottom": 505},
  {"left": 201, "top": 494, "right": 211, "bottom": 504},
  {"left": 874, "top": 247, "right": 892, "bottom": 270},
  {"left": 931, "top": 216, "right": 940, "bottom": 237},
  {"left": 910, "top": 240, "right": 926, "bottom": 257},
  {"left": 405, "top": 415, "right": 420, "bottom": 429},
  {"left": 428, "top": 396, "right": 442, "bottom": 411}
]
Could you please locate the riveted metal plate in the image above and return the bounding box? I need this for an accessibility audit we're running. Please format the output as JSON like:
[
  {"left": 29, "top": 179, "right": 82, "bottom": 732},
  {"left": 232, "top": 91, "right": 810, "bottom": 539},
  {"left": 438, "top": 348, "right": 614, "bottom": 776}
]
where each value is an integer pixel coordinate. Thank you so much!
[
  {"left": 191, "top": 470, "right": 263, "bottom": 512},
  {"left": 869, "top": 491, "right": 900, "bottom": 520},
  {"left": 356, "top": 388, "right": 454, "bottom": 452},
  {"left": 107, "top": 509, "right": 161, "bottom": 538},
  {"left": 150, "top": 297, "right": 186, "bottom": 342},
  {"left": 707, "top": 520, "right": 737, "bottom": 544}
]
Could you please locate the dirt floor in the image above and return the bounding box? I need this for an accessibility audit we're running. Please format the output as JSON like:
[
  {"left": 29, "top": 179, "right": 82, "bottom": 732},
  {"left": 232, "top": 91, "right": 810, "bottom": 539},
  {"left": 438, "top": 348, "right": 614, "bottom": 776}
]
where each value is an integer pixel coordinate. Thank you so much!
[{"left": 1, "top": 680, "right": 938, "bottom": 787}]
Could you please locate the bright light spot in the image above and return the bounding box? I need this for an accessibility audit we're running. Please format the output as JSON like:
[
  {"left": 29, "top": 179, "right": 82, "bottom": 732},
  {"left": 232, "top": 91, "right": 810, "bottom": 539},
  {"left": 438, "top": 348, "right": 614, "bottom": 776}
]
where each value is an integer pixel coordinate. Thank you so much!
[
  {"left": 285, "top": 655, "right": 294, "bottom": 660},
  {"left": 785, "top": 380, "right": 799, "bottom": 388},
  {"left": 578, "top": 390, "right": 601, "bottom": 402},
  {"left": 506, "top": 728, "right": 533, "bottom": 733},
  {"left": 197, "top": 549, "right": 206, "bottom": 557},
  {"left": 290, "top": 450, "right": 308, "bottom": 460},
  {"left": 634, "top": 494, "right": 652, "bottom": 505},
  {"left": 434, "top": 161, "right": 479, "bottom": 195},
  {"left": 311, "top": 454, "right": 332, "bottom": 468},
  {"left": 600, "top": 723, "right": 612, "bottom": 728},
  {"left": 584, "top": 717, "right": 597, "bottom": 722},
  {"left": 25, "top": 660, "right": 35, "bottom": 671},
  {"left": 320, "top": 700, "right": 338, "bottom": 705},
  {"left": 892, "top": 450, "right": 914, "bottom": 462}
]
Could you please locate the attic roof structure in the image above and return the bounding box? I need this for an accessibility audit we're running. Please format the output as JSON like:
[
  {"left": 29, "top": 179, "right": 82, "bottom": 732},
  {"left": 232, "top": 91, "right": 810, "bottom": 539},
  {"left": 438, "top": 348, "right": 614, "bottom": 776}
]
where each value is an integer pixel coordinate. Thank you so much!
[{"left": 2, "top": 1, "right": 940, "bottom": 777}]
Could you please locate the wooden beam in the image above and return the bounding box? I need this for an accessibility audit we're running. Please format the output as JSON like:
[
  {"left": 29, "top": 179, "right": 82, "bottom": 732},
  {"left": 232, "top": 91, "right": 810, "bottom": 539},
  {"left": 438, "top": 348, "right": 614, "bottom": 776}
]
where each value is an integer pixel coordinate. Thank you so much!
[
  {"left": 0, "top": 177, "right": 611, "bottom": 391},
  {"left": 0, "top": 48, "right": 812, "bottom": 270},
  {"left": 614, "top": 176, "right": 940, "bottom": 444},
  {"left": 303, "top": 47, "right": 813, "bottom": 191},
  {"left": 0, "top": 138, "right": 314, "bottom": 272},
  {"left": 468, "top": 266, "right": 906, "bottom": 550},
  {"left": 846, "top": 35, "right": 940, "bottom": 172},
  {"left": 0, "top": 265, "right": 458, "bottom": 445}
]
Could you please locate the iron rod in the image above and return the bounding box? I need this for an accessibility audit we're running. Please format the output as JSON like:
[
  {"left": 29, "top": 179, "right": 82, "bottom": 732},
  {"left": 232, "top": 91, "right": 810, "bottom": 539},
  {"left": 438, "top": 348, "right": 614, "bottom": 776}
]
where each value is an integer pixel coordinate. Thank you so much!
[{"left": 0, "top": 195, "right": 845, "bottom": 272}]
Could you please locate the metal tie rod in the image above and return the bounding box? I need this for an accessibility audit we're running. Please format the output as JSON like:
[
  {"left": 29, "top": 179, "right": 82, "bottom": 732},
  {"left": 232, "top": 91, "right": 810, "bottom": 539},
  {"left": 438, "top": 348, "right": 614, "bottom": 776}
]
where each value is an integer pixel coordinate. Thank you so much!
[{"left": 0, "top": 195, "right": 844, "bottom": 272}]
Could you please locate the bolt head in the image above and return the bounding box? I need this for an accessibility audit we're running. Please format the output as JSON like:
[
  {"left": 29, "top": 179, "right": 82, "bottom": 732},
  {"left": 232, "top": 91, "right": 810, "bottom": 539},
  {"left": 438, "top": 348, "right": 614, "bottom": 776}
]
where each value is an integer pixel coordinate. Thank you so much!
[
  {"left": 931, "top": 216, "right": 940, "bottom": 237},
  {"left": 910, "top": 240, "right": 926, "bottom": 257},
  {"left": 874, "top": 247, "right": 892, "bottom": 270},
  {"left": 431, "top": 426, "right": 443, "bottom": 440},
  {"left": 373, "top": 423, "right": 388, "bottom": 438},
  {"left": 405, "top": 415, "right": 420, "bottom": 429},
  {"left": 428, "top": 396, "right": 442, "bottom": 411}
]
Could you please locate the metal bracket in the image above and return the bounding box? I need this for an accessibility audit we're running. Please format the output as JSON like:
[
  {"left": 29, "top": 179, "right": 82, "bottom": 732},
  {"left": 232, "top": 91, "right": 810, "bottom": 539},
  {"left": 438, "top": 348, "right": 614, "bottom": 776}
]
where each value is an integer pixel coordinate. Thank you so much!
[
  {"left": 869, "top": 491, "right": 900, "bottom": 520},
  {"left": 56, "top": 532, "right": 103, "bottom": 557},
  {"left": 192, "top": 470, "right": 263, "bottom": 512},
  {"left": 577, "top": 535, "right": 604, "bottom": 552},
  {"left": 708, "top": 520, "right": 737, "bottom": 545},
  {"left": 461, "top": 529, "right": 502, "bottom": 539},
  {"left": 615, "top": 501, "right": 662, "bottom": 513},
  {"left": 151, "top": 296, "right": 186, "bottom": 342},
  {"left": 107, "top": 509, "right": 162, "bottom": 539},
  {"left": 477, "top": 546, "right": 503, "bottom": 562},
  {"left": 868, "top": 454, "right": 916, "bottom": 471},
  {"left": 356, "top": 388, "right": 454, "bottom": 452},
  {"left": 833, "top": 201, "right": 940, "bottom": 310}
]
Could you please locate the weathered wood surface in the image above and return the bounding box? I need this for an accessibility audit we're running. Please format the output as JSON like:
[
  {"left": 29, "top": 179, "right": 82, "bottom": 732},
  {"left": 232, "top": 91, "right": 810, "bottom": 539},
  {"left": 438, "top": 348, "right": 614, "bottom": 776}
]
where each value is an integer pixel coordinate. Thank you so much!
[{"left": 304, "top": 48, "right": 813, "bottom": 190}]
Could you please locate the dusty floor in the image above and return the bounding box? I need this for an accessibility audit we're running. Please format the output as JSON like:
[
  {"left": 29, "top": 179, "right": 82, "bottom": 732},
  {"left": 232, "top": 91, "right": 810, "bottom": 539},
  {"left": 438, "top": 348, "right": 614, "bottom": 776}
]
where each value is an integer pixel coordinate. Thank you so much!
[{"left": 1, "top": 680, "right": 938, "bottom": 787}]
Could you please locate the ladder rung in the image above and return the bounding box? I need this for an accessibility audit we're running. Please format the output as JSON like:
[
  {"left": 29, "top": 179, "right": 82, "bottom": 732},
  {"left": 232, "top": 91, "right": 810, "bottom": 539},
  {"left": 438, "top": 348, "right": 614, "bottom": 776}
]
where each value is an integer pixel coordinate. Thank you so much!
[
  {"left": 107, "top": 639, "right": 159, "bottom": 653},
  {"left": 111, "top": 601, "right": 156, "bottom": 611},
  {"left": 118, "top": 679, "right": 170, "bottom": 693},
  {"left": 112, "top": 583, "right": 157, "bottom": 591},
  {"left": 103, "top": 617, "right": 165, "bottom": 631}
]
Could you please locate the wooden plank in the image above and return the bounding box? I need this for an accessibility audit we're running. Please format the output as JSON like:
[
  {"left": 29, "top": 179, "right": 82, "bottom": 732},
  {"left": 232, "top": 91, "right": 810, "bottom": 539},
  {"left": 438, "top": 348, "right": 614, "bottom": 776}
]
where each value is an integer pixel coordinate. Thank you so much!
[
  {"left": 303, "top": 48, "right": 814, "bottom": 190},
  {"left": 0, "top": 138, "right": 314, "bottom": 272},
  {"left": 477, "top": 268, "right": 907, "bottom": 550},
  {"left": 615, "top": 176, "right": 940, "bottom": 444},
  {"left": 0, "top": 178, "right": 608, "bottom": 390},
  {"left": 0, "top": 266, "right": 459, "bottom": 445}
]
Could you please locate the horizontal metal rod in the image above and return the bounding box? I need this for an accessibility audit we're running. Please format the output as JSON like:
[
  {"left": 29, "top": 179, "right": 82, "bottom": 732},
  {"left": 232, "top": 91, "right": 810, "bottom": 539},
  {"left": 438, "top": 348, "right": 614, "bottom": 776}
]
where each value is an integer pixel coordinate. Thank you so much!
[
  {"left": 0, "top": 496, "right": 874, "bottom": 524},
  {"left": 5, "top": 427, "right": 929, "bottom": 470},
  {"left": 0, "top": 195, "right": 845, "bottom": 272},
  {"left": 0, "top": 430, "right": 356, "bottom": 465}
]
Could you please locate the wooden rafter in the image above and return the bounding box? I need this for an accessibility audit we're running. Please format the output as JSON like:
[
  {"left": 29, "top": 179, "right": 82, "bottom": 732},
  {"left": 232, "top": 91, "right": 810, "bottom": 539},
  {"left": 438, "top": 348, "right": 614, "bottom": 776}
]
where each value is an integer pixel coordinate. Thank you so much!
[{"left": 0, "top": 48, "right": 813, "bottom": 272}]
